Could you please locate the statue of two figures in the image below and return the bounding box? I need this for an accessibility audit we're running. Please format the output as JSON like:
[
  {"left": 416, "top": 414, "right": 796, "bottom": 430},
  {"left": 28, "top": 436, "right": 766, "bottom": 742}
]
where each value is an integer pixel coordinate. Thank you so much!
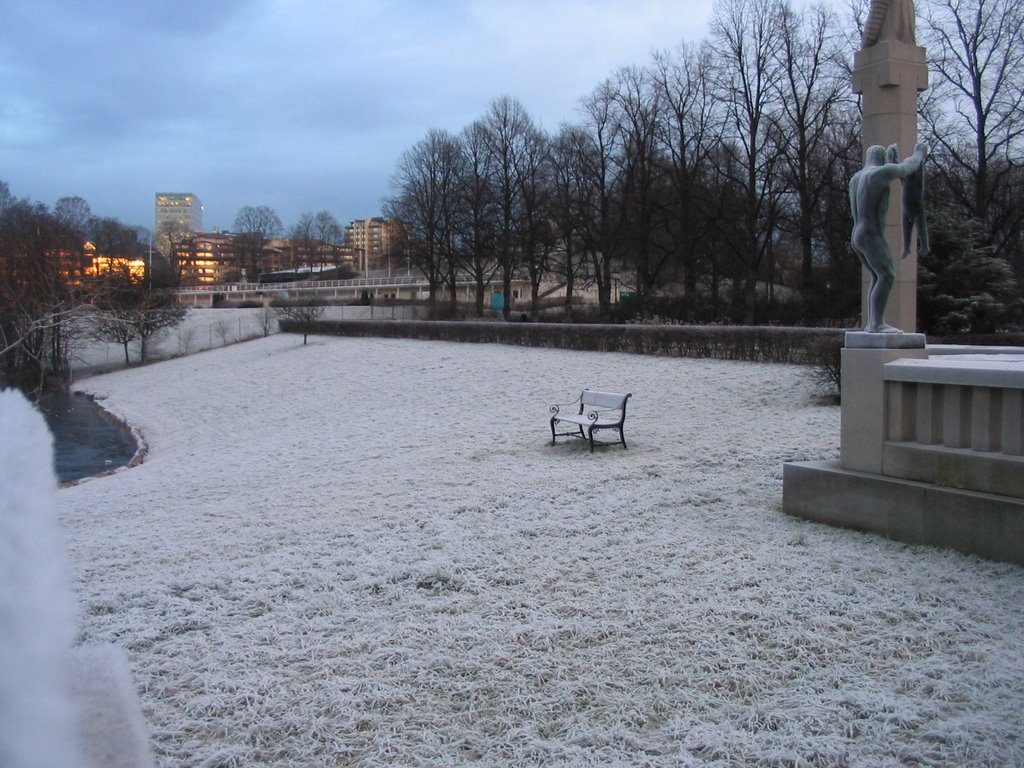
[
  {"left": 850, "top": 0, "right": 929, "bottom": 334},
  {"left": 850, "top": 142, "right": 929, "bottom": 334}
]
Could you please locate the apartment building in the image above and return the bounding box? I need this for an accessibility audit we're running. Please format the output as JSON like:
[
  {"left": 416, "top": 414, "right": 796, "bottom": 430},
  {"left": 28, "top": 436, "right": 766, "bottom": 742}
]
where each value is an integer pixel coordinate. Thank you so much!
[
  {"left": 173, "top": 232, "right": 238, "bottom": 285},
  {"left": 155, "top": 193, "right": 203, "bottom": 254},
  {"left": 344, "top": 217, "right": 403, "bottom": 273}
]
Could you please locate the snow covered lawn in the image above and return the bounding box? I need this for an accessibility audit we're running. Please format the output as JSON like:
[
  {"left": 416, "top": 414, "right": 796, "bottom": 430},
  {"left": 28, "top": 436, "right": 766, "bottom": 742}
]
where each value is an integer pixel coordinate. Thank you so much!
[{"left": 58, "top": 334, "right": 1024, "bottom": 767}]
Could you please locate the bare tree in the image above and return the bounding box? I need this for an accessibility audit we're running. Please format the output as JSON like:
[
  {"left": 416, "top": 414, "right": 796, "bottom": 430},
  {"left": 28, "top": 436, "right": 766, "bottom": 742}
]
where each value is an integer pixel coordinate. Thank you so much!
[
  {"left": 0, "top": 199, "right": 83, "bottom": 392},
  {"left": 54, "top": 196, "right": 92, "bottom": 237},
  {"left": 90, "top": 306, "right": 140, "bottom": 366},
  {"left": 610, "top": 64, "right": 671, "bottom": 315},
  {"left": 652, "top": 42, "right": 723, "bottom": 322},
  {"left": 815, "top": 112, "right": 865, "bottom": 320},
  {"left": 156, "top": 219, "right": 194, "bottom": 284},
  {"left": 133, "top": 296, "right": 186, "bottom": 363},
  {"left": 773, "top": 0, "right": 850, "bottom": 316},
  {"left": 920, "top": 0, "right": 1024, "bottom": 274},
  {"left": 481, "top": 96, "right": 537, "bottom": 319},
  {"left": 311, "top": 210, "right": 345, "bottom": 268},
  {"left": 213, "top": 318, "right": 233, "bottom": 346},
  {"left": 88, "top": 217, "right": 142, "bottom": 282},
  {"left": 234, "top": 205, "right": 283, "bottom": 281},
  {"left": 91, "top": 289, "right": 186, "bottom": 364},
  {"left": 260, "top": 304, "right": 277, "bottom": 337},
  {"left": 456, "top": 120, "right": 501, "bottom": 316},
  {"left": 275, "top": 299, "right": 325, "bottom": 345},
  {"left": 178, "top": 325, "right": 196, "bottom": 356},
  {"left": 289, "top": 210, "right": 345, "bottom": 274},
  {"left": 578, "top": 80, "right": 630, "bottom": 317},
  {"left": 549, "top": 124, "right": 596, "bottom": 320},
  {"left": 289, "top": 212, "right": 320, "bottom": 273},
  {"left": 710, "top": 0, "right": 788, "bottom": 322},
  {"left": 514, "top": 122, "right": 554, "bottom": 318},
  {"left": 384, "top": 128, "right": 463, "bottom": 314}
]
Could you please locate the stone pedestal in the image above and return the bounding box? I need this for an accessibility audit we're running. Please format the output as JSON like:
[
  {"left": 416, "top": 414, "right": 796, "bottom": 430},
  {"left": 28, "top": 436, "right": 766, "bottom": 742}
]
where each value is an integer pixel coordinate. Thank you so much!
[
  {"left": 840, "top": 334, "right": 927, "bottom": 474},
  {"left": 852, "top": 41, "right": 929, "bottom": 334},
  {"left": 783, "top": 336, "right": 1024, "bottom": 565}
]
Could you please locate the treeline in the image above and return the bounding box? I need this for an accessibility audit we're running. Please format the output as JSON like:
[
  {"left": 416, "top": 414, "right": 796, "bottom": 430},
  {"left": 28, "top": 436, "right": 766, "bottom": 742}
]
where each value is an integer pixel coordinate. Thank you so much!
[
  {"left": 385, "top": 0, "right": 1024, "bottom": 329},
  {"left": 0, "top": 187, "right": 185, "bottom": 393}
]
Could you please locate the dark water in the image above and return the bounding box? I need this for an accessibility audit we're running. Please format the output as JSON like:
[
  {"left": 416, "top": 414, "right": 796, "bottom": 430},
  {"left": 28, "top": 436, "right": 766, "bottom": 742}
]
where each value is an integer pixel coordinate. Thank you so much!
[{"left": 37, "top": 391, "right": 138, "bottom": 483}]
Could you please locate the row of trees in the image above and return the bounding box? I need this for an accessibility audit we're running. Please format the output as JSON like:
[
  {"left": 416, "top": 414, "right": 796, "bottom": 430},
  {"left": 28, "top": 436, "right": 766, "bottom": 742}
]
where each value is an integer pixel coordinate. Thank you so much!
[
  {"left": 385, "top": 0, "right": 1023, "bottom": 328},
  {"left": 0, "top": 185, "right": 186, "bottom": 393}
]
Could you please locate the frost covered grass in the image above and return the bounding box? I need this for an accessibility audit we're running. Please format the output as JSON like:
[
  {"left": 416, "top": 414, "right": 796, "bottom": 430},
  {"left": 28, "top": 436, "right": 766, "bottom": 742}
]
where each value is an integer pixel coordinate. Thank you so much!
[{"left": 58, "top": 335, "right": 1024, "bottom": 767}]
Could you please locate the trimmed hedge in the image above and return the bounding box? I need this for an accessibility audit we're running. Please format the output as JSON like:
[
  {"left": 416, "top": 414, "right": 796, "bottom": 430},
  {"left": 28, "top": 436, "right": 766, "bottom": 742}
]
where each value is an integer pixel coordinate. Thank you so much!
[
  {"left": 282, "top": 319, "right": 848, "bottom": 365},
  {"left": 931, "top": 332, "right": 1024, "bottom": 347}
]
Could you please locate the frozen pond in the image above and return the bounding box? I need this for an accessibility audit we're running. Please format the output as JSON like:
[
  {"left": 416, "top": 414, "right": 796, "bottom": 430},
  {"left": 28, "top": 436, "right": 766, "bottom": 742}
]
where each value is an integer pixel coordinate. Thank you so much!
[{"left": 37, "top": 390, "right": 137, "bottom": 483}]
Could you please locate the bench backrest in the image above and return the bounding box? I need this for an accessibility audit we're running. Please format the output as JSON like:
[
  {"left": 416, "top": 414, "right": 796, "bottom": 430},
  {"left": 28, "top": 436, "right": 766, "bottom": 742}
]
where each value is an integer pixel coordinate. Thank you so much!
[{"left": 580, "top": 390, "right": 630, "bottom": 411}]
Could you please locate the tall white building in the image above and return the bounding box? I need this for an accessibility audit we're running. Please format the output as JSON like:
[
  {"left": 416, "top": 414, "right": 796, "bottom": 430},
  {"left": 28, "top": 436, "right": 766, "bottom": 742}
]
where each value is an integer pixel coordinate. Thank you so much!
[{"left": 155, "top": 193, "right": 203, "bottom": 254}]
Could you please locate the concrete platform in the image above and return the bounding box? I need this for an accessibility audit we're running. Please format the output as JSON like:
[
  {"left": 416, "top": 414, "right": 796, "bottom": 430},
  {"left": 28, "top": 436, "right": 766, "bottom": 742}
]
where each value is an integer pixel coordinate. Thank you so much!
[{"left": 783, "top": 459, "right": 1024, "bottom": 566}]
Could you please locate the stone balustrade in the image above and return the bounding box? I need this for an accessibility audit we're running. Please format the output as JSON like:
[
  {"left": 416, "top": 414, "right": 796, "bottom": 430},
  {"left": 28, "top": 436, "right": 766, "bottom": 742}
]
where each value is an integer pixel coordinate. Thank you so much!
[{"left": 882, "top": 355, "right": 1024, "bottom": 498}]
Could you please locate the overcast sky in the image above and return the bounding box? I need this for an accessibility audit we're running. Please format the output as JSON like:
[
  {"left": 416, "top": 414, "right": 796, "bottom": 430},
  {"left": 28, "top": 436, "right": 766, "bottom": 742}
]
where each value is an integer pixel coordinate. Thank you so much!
[{"left": 1, "top": 0, "right": 716, "bottom": 234}]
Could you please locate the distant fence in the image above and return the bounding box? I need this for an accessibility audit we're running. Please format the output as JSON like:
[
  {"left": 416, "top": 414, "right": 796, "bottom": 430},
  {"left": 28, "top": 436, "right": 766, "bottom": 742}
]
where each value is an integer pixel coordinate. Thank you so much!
[
  {"left": 286, "top": 319, "right": 847, "bottom": 365},
  {"left": 70, "top": 312, "right": 272, "bottom": 377}
]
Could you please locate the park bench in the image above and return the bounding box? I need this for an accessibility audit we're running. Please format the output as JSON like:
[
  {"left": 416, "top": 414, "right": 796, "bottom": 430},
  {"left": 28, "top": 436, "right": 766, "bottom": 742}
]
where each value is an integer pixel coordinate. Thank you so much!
[{"left": 549, "top": 389, "right": 632, "bottom": 452}]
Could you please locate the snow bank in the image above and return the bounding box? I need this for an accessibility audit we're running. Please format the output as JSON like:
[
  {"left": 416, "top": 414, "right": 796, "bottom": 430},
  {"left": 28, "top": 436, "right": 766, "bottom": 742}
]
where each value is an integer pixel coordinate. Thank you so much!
[
  {"left": 0, "top": 390, "right": 84, "bottom": 768},
  {"left": 58, "top": 336, "right": 1024, "bottom": 766}
]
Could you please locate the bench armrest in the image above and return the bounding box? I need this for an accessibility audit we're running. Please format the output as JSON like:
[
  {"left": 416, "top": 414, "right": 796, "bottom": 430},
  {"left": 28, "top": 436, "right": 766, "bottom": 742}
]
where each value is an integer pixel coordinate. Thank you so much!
[
  {"left": 548, "top": 398, "right": 581, "bottom": 417},
  {"left": 582, "top": 406, "right": 621, "bottom": 423}
]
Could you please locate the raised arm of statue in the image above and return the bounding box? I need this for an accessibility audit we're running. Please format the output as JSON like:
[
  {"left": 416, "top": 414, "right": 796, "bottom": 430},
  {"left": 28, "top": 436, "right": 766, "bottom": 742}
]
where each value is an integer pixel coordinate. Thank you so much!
[
  {"left": 871, "top": 143, "right": 927, "bottom": 186},
  {"left": 862, "top": 0, "right": 917, "bottom": 47}
]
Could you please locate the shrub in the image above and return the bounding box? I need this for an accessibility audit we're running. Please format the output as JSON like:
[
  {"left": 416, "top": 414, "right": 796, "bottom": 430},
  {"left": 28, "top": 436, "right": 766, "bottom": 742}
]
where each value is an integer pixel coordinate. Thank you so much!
[{"left": 805, "top": 335, "right": 843, "bottom": 397}]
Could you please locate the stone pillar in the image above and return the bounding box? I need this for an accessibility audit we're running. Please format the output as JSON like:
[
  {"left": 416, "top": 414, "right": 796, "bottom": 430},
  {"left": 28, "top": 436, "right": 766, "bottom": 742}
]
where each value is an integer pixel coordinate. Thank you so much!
[{"left": 852, "top": 40, "right": 928, "bottom": 333}]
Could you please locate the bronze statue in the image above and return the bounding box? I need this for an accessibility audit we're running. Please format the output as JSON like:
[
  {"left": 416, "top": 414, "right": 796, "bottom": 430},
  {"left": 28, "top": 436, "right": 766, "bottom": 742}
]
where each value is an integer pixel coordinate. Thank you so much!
[{"left": 849, "top": 143, "right": 929, "bottom": 333}]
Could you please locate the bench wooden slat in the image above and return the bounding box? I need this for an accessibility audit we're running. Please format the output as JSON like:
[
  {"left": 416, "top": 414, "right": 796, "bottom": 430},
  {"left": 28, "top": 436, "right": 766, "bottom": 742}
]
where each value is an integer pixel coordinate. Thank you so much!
[{"left": 581, "top": 390, "right": 629, "bottom": 410}]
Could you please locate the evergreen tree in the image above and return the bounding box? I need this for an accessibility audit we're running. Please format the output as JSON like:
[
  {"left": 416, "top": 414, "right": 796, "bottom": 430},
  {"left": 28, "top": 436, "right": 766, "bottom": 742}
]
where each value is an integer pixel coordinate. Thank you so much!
[{"left": 918, "top": 210, "right": 1023, "bottom": 335}]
